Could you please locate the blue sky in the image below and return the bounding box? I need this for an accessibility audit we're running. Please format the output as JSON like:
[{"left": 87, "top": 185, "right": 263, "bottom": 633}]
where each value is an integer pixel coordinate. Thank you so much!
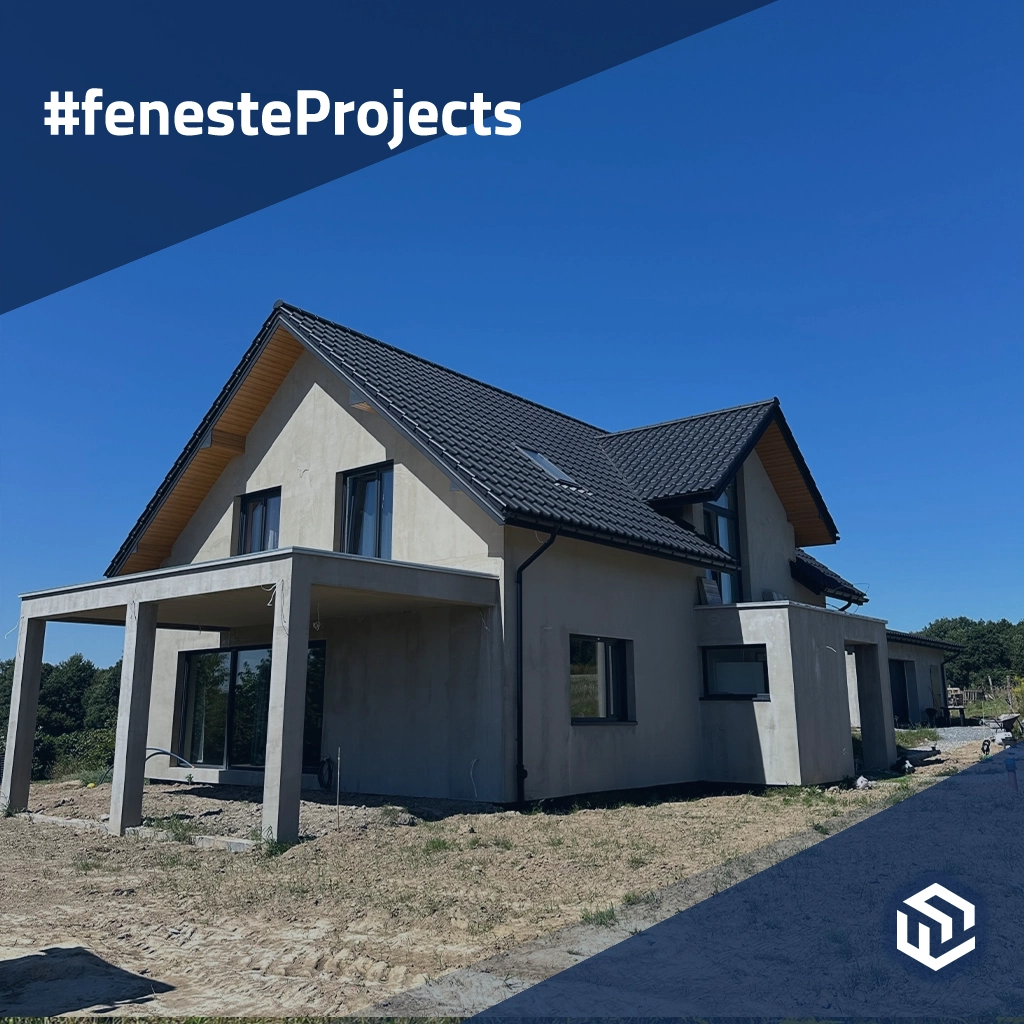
[{"left": 1, "top": 0, "right": 1021, "bottom": 667}]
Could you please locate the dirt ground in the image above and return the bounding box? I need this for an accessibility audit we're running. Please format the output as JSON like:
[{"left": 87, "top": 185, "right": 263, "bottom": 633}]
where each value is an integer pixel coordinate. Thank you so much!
[{"left": 0, "top": 741, "right": 984, "bottom": 1016}]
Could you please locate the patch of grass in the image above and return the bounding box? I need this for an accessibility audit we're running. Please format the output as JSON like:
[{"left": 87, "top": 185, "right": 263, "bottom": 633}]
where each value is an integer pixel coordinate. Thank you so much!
[
  {"left": 247, "top": 826, "right": 294, "bottom": 857},
  {"left": 491, "top": 836, "right": 514, "bottom": 851},
  {"left": 423, "top": 836, "right": 457, "bottom": 855},
  {"left": 812, "top": 822, "right": 830, "bottom": 835},
  {"left": 147, "top": 812, "right": 198, "bottom": 844},
  {"left": 626, "top": 853, "right": 648, "bottom": 869},
  {"left": 622, "top": 890, "right": 659, "bottom": 907},
  {"left": 936, "top": 766, "right": 961, "bottom": 777},
  {"left": 896, "top": 728, "right": 939, "bottom": 748},
  {"left": 74, "top": 856, "right": 104, "bottom": 873},
  {"left": 546, "top": 835, "right": 564, "bottom": 848},
  {"left": 581, "top": 905, "right": 617, "bottom": 927},
  {"left": 882, "top": 780, "right": 914, "bottom": 808}
]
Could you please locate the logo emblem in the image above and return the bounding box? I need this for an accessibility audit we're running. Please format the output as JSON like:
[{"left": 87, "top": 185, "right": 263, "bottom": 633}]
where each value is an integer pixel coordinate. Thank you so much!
[{"left": 896, "top": 883, "right": 976, "bottom": 971}]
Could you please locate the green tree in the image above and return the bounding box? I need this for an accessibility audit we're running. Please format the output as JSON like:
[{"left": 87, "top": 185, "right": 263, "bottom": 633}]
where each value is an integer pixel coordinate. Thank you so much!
[
  {"left": 36, "top": 654, "right": 95, "bottom": 736},
  {"left": 922, "top": 617, "right": 1024, "bottom": 688},
  {"left": 83, "top": 659, "right": 122, "bottom": 730}
]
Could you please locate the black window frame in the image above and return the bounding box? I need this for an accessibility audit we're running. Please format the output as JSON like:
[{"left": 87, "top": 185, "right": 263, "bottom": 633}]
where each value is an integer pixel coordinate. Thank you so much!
[
  {"left": 701, "top": 644, "right": 770, "bottom": 701},
  {"left": 237, "top": 486, "right": 282, "bottom": 555},
  {"left": 569, "top": 633, "right": 634, "bottom": 725},
  {"left": 176, "top": 639, "right": 327, "bottom": 771},
  {"left": 703, "top": 477, "right": 742, "bottom": 604},
  {"left": 340, "top": 461, "right": 394, "bottom": 560}
]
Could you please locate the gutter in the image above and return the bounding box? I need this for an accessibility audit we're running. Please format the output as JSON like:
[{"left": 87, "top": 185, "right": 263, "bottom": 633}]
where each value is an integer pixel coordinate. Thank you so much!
[{"left": 515, "top": 529, "right": 557, "bottom": 804}]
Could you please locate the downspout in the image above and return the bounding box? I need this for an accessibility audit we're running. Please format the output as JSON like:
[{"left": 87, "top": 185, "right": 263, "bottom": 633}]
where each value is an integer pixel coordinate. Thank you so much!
[{"left": 515, "top": 529, "right": 558, "bottom": 805}]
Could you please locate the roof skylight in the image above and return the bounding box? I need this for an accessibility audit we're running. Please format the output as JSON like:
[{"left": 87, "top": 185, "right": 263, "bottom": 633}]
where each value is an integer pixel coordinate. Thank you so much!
[{"left": 520, "top": 448, "right": 577, "bottom": 484}]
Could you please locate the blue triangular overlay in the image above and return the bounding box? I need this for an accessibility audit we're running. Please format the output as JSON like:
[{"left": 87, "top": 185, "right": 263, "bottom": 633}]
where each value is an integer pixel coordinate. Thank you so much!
[
  {"left": 476, "top": 748, "right": 1023, "bottom": 1016},
  {"left": 1, "top": 0, "right": 773, "bottom": 312}
]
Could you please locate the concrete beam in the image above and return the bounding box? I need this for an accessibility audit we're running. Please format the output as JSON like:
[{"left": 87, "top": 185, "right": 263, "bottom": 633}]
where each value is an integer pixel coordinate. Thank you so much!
[
  {"left": 19, "top": 548, "right": 498, "bottom": 623},
  {"left": 261, "top": 566, "right": 312, "bottom": 843},
  {"left": 0, "top": 617, "right": 46, "bottom": 812},
  {"left": 109, "top": 600, "right": 158, "bottom": 835}
]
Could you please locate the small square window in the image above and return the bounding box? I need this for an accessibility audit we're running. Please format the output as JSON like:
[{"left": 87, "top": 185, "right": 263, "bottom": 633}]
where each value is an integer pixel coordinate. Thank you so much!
[
  {"left": 702, "top": 645, "right": 770, "bottom": 699},
  {"left": 570, "top": 634, "right": 631, "bottom": 722},
  {"left": 238, "top": 488, "right": 281, "bottom": 554}
]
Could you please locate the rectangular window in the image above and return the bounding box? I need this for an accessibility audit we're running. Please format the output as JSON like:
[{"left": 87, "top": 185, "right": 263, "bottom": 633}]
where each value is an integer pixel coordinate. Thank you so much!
[
  {"left": 570, "top": 634, "right": 631, "bottom": 722},
  {"left": 703, "top": 478, "right": 741, "bottom": 603},
  {"left": 178, "top": 640, "right": 326, "bottom": 770},
  {"left": 342, "top": 463, "right": 393, "bottom": 559},
  {"left": 703, "top": 645, "right": 770, "bottom": 699},
  {"left": 238, "top": 488, "right": 281, "bottom": 554}
]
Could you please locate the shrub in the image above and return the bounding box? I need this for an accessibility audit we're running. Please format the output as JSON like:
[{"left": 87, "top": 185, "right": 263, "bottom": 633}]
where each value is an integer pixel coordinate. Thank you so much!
[{"left": 33, "top": 728, "right": 116, "bottom": 781}]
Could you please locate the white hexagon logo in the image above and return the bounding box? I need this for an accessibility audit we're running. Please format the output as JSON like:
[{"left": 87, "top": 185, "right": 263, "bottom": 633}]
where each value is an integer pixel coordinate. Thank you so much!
[{"left": 896, "top": 883, "right": 976, "bottom": 971}]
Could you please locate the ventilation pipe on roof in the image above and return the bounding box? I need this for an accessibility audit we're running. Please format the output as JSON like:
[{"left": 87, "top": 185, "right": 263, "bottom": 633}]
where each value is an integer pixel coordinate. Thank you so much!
[{"left": 515, "top": 529, "right": 558, "bottom": 805}]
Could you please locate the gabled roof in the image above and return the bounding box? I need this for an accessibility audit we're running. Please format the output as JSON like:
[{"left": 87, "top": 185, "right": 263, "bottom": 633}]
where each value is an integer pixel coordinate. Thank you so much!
[
  {"left": 107, "top": 302, "right": 840, "bottom": 576},
  {"left": 601, "top": 400, "right": 838, "bottom": 545},
  {"left": 885, "top": 629, "right": 964, "bottom": 654},
  {"left": 790, "top": 549, "right": 867, "bottom": 605}
]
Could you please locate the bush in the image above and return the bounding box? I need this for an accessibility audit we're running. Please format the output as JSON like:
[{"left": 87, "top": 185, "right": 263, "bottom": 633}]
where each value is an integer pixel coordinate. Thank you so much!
[{"left": 33, "top": 728, "right": 116, "bottom": 781}]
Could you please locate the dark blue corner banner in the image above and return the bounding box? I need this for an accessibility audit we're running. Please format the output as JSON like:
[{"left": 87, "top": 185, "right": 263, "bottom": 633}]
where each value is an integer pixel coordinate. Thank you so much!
[
  {"left": 0, "top": 0, "right": 773, "bottom": 314},
  {"left": 476, "top": 749, "right": 1024, "bottom": 1016}
]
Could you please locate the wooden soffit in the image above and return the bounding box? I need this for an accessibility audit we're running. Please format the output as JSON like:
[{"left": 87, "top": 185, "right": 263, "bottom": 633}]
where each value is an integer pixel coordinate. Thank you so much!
[
  {"left": 754, "top": 418, "right": 835, "bottom": 547},
  {"left": 114, "top": 325, "right": 305, "bottom": 575}
]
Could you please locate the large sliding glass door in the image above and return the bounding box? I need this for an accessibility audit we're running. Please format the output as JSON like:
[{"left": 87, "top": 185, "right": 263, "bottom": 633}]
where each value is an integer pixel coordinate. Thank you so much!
[{"left": 179, "top": 641, "right": 326, "bottom": 771}]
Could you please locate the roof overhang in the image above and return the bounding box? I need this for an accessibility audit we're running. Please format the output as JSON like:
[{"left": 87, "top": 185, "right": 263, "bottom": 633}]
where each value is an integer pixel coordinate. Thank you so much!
[
  {"left": 648, "top": 401, "right": 839, "bottom": 547},
  {"left": 885, "top": 630, "right": 964, "bottom": 654}
]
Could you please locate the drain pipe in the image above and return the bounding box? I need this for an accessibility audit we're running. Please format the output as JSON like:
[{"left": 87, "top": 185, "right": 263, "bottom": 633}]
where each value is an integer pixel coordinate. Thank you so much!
[{"left": 515, "top": 529, "right": 557, "bottom": 805}]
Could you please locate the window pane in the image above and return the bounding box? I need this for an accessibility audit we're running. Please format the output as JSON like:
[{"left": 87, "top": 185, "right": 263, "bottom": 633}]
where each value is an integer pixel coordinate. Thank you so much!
[
  {"left": 717, "top": 514, "right": 733, "bottom": 555},
  {"left": 378, "top": 468, "right": 393, "bottom": 560},
  {"left": 186, "top": 652, "right": 231, "bottom": 765},
  {"left": 347, "top": 475, "right": 379, "bottom": 557},
  {"left": 229, "top": 648, "right": 272, "bottom": 767},
  {"left": 705, "top": 646, "right": 768, "bottom": 696},
  {"left": 303, "top": 644, "right": 326, "bottom": 769},
  {"left": 570, "top": 637, "right": 599, "bottom": 718},
  {"left": 719, "top": 571, "right": 736, "bottom": 604},
  {"left": 249, "top": 499, "right": 266, "bottom": 553},
  {"left": 606, "top": 640, "right": 628, "bottom": 720},
  {"left": 264, "top": 494, "right": 281, "bottom": 551}
]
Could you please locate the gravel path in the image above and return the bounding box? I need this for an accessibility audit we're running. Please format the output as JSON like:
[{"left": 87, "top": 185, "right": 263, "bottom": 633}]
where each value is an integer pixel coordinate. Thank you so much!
[{"left": 934, "top": 725, "right": 997, "bottom": 747}]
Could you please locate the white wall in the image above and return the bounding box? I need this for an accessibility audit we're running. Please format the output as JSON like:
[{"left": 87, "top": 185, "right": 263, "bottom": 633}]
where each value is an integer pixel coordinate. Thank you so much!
[
  {"left": 168, "top": 350, "right": 503, "bottom": 577},
  {"left": 887, "top": 641, "right": 948, "bottom": 722},
  {"left": 695, "top": 604, "right": 802, "bottom": 785},
  {"left": 506, "top": 528, "right": 703, "bottom": 800}
]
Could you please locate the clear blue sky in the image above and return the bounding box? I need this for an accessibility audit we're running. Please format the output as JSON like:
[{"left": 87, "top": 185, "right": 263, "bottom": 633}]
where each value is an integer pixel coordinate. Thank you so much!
[{"left": 1, "top": 0, "right": 1021, "bottom": 667}]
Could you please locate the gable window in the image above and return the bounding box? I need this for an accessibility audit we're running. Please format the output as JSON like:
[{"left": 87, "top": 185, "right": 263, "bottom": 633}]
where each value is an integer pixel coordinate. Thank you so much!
[
  {"left": 238, "top": 488, "right": 281, "bottom": 554},
  {"left": 570, "top": 634, "right": 632, "bottom": 723},
  {"left": 342, "top": 462, "right": 393, "bottom": 559},
  {"left": 703, "top": 478, "right": 741, "bottom": 603},
  {"left": 702, "top": 645, "right": 769, "bottom": 699}
]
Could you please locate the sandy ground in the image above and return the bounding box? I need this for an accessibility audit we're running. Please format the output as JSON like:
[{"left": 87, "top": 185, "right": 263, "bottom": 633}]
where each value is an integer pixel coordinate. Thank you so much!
[{"left": 0, "top": 741, "right": 984, "bottom": 1016}]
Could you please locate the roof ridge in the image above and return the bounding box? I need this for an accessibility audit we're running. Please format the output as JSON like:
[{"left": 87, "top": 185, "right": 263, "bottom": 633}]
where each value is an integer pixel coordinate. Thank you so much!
[
  {"left": 605, "top": 397, "right": 779, "bottom": 439},
  {"left": 277, "top": 302, "right": 609, "bottom": 435}
]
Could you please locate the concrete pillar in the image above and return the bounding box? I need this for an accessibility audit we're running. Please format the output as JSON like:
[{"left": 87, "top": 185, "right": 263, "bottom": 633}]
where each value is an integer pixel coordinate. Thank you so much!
[
  {"left": 854, "top": 644, "right": 898, "bottom": 770},
  {"left": 1, "top": 615, "right": 46, "bottom": 812},
  {"left": 261, "top": 567, "right": 311, "bottom": 843},
  {"left": 109, "top": 599, "right": 158, "bottom": 835}
]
